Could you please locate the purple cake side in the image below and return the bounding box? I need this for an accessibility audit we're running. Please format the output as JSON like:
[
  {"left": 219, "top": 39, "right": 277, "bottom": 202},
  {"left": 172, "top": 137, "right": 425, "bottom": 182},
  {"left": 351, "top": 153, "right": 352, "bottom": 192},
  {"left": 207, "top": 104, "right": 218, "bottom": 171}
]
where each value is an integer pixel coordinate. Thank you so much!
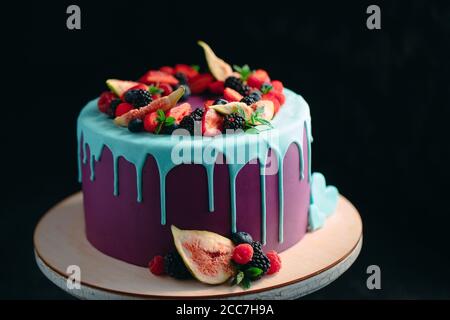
[{"left": 81, "top": 131, "right": 310, "bottom": 267}]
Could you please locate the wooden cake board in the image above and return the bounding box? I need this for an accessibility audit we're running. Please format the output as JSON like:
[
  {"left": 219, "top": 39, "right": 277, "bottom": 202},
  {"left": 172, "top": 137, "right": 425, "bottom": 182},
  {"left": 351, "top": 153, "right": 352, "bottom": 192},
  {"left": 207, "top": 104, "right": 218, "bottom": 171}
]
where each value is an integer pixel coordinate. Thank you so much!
[{"left": 34, "top": 192, "right": 362, "bottom": 300}]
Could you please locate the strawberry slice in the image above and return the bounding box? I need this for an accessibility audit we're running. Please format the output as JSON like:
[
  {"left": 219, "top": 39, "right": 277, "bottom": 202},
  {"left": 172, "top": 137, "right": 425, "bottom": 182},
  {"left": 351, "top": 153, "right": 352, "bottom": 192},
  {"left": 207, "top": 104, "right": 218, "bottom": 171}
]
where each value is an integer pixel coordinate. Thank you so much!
[
  {"left": 247, "top": 69, "right": 270, "bottom": 89},
  {"left": 115, "top": 102, "right": 134, "bottom": 117},
  {"left": 120, "top": 83, "right": 149, "bottom": 100},
  {"left": 174, "top": 64, "right": 199, "bottom": 80},
  {"left": 189, "top": 73, "right": 214, "bottom": 94},
  {"left": 143, "top": 112, "right": 159, "bottom": 133},
  {"left": 166, "top": 103, "right": 192, "bottom": 124},
  {"left": 139, "top": 70, "right": 179, "bottom": 85},
  {"left": 204, "top": 100, "right": 215, "bottom": 108},
  {"left": 223, "top": 87, "right": 243, "bottom": 102},
  {"left": 98, "top": 91, "right": 117, "bottom": 114},
  {"left": 272, "top": 90, "right": 286, "bottom": 105},
  {"left": 202, "top": 108, "right": 223, "bottom": 137},
  {"left": 262, "top": 93, "right": 281, "bottom": 114},
  {"left": 271, "top": 80, "right": 284, "bottom": 93},
  {"left": 159, "top": 66, "right": 175, "bottom": 75},
  {"left": 208, "top": 81, "right": 225, "bottom": 95},
  {"left": 158, "top": 83, "right": 173, "bottom": 96}
]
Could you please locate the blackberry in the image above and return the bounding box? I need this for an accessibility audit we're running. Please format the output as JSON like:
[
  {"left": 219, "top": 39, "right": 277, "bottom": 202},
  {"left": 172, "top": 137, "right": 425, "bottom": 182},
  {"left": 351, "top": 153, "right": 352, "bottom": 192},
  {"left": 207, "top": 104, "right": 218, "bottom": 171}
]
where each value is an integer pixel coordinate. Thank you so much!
[
  {"left": 191, "top": 108, "right": 205, "bottom": 121},
  {"left": 213, "top": 98, "right": 228, "bottom": 105},
  {"left": 240, "top": 95, "right": 257, "bottom": 106},
  {"left": 231, "top": 231, "right": 253, "bottom": 245},
  {"left": 108, "top": 99, "right": 122, "bottom": 118},
  {"left": 124, "top": 89, "right": 152, "bottom": 108},
  {"left": 160, "top": 124, "right": 179, "bottom": 135},
  {"left": 164, "top": 251, "right": 192, "bottom": 279},
  {"left": 224, "top": 76, "right": 250, "bottom": 96},
  {"left": 174, "top": 72, "right": 188, "bottom": 85},
  {"left": 244, "top": 241, "right": 270, "bottom": 278},
  {"left": 223, "top": 113, "right": 246, "bottom": 132},
  {"left": 128, "top": 118, "right": 144, "bottom": 133}
]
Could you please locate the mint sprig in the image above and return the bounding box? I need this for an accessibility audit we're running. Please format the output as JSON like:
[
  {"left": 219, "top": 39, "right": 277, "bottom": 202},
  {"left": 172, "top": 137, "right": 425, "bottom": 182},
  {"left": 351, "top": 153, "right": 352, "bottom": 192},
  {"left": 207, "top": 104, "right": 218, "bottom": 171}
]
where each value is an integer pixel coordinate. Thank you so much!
[
  {"left": 230, "top": 266, "right": 263, "bottom": 290},
  {"left": 233, "top": 64, "right": 252, "bottom": 82},
  {"left": 191, "top": 64, "right": 200, "bottom": 72},
  {"left": 261, "top": 83, "right": 273, "bottom": 94},
  {"left": 148, "top": 85, "right": 164, "bottom": 95},
  {"left": 155, "top": 109, "right": 175, "bottom": 134}
]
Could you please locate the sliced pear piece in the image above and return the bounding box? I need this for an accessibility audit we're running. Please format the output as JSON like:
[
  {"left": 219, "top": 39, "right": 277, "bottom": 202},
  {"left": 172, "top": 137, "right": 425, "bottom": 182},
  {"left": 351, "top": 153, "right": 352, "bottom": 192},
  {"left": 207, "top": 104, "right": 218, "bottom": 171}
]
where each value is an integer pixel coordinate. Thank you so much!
[
  {"left": 210, "top": 102, "right": 253, "bottom": 121},
  {"left": 171, "top": 225, "right": 235, "bottom": 285},
  {"left": 251, "top": 100, "right": 275, "bottom": 123},
  {"left": 198, "top": 41, "right": 233, "bottom": 81}
]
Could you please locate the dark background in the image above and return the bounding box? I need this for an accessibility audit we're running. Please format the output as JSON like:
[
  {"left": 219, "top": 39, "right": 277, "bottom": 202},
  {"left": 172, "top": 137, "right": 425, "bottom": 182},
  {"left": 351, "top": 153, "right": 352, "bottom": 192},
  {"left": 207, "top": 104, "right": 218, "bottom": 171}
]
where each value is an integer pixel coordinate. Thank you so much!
[{"left": 1, "top": 0, "right": 449, "bottom": 299}]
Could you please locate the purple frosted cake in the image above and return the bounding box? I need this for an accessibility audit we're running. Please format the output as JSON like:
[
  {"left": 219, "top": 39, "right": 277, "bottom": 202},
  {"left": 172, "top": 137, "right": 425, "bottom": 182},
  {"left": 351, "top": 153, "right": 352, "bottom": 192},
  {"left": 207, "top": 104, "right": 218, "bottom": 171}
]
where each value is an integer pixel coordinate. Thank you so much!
[{"left": 77, "top": 42, "right": 338, "bottom": 286}]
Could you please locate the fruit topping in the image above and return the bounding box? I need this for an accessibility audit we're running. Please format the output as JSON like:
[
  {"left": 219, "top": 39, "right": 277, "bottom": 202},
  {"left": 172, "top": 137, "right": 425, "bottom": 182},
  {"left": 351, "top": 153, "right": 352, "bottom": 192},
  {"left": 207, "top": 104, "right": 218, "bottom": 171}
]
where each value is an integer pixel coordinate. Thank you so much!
[
  {"left": 143, "top": 111, "right": 159, "bottom": 133},
  {"left": 231, "top": 232, "right": 253, "bottom": 245},
  {"left": 213, "top": 98, "right": 228, "bottom": 105},
  {"left": 159, "top": 66, "right": 175, "bottom": 75},
  {"left": 108, "top": 99, "right": 122, "bottom": 118},
  {"left": 210, "top": 102, "right": 252, "bottom": 120},
  {"left": 232, "top": 244, "right": 254, "bottom": 265},
  {"left": 159, "top": 124, "right": 179, "bottom": 135},
  {"left": 174, "top": 64, "right": 199, "bottom": 80},
  {"left": 240, "top": 95, "right": 258, "bottom": 106},
  {"left": 223, "top": 87, "right": 243, "bottom": 102},
  {"left": 261, "top": 93, "right": 281, "bottom": 114},
  {"left": 148, "top": 255, "right": 165, "bottom": 276},
  {"left": 165, "top": 103, "right": 192, "bottom": 124},
  {"left": 115, "top": 102, "right": 134, "bottom": 117},
  {"left": 164, "top": 251, "right": 192, "bottom": 280},
  {"left": 189, "top": 73, "right": 214, "bottom": 94},
  {"left": 121, "top": 83, "right": 149, "bottom": 100},
  {"left": 198, "top": 41, "right": 233, "bottom": 81},
  {"left": 251, "top": 100, "right": 275, "bottom": 123},
  {"left": 247, "top": 69, "right": 270, "bottom": 89},
  {"left": 157, "top": 83, "right": 173, "bottom": 96},
  {"left": 179, "top": 108, "right": 204, "bottom": 135},
  {"left": 223, "top": 113, "right": 246, "bottom": 132},
  {"left": 208, "top": 81, "right": 225, "bottom": 95},
  {"left": 179, "top": 84, "right": 191, "bottom": 101},
  {"left": 114, "top": 86, "right": 185, "bottom": 127},
  {"left": 233, "top": 64, "right": 252, "bottom": 82},
  {"left": 174, "top": 72, "right": 188, "bottom": 85},
  {"left": 266, "top": 250, "right": 282, "bottom": 275},
  {"left": 202, "top": 108, "right": 224, "bottom": 137},
  {"left": 124, "top": 89, "right": 152, "bottom": 108},
  {"left": 98, "top": 91, "right": 117, "bottom": 114},
  {"left": 128, "top": 118, "right": 144, "bottom": 133},
  {"left": 271, "top": 80, "right": 284, "bottom": 93},
  {"left": 204, "top": 100, "right": 215, "bottom": 108},
  {"left": 224, "top": 76, "right": 250, "bottom": 96},
  {"left": 106, "top": 79, "right": 141, "bottom": 97},
  {"left": 154, "top": 109, "right": 176, "bottom": 134},
  {"left": 139, "top": 70, "right": 179, "bottom": 85},
  {"left": 171, "top": 225, "right": 235, "bottom": 284}
]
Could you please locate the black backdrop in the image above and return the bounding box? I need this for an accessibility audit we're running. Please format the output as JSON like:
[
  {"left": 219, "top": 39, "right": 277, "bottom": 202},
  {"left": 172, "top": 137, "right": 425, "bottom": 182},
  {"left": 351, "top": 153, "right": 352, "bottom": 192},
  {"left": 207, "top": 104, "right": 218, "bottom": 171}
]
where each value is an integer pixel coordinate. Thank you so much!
[{"left": 2, "top": 0, "right": 449, "bottom": 299}]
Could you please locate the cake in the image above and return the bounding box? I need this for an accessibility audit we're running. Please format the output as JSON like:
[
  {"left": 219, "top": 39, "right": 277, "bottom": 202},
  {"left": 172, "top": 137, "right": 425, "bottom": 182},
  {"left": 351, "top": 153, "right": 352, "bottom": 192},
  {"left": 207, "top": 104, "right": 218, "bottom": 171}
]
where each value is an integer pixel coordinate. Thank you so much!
[{"left": 77, "top": 42, "right": 338, "bottom": 286}]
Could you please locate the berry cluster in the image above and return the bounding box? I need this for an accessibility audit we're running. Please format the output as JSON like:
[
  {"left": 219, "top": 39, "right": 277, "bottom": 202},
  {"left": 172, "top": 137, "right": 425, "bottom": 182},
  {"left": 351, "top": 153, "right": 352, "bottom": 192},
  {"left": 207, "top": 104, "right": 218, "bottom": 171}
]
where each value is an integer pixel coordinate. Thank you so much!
[{"left": 148, "top": 251, "right": 192, "bottom": 280}]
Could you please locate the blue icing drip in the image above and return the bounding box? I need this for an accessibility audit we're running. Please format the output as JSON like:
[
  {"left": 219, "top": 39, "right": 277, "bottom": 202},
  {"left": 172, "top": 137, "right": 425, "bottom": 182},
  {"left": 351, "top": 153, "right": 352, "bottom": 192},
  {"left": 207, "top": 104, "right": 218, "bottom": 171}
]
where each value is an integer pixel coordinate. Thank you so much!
[
  {"left": 276, "top": 153, "right": 284, "bottom": 243},
  {"left": 77, "top": 89, "right": 312, "bottom": 242},
  {"left": 259, "top": 163, "right": 267, "bottom": 245},
  {"left": 90, "top": 154, "right": 95, "bottom": 181},
  {"left": 308, "top": 172, "right": 339, "bottom": 231}
]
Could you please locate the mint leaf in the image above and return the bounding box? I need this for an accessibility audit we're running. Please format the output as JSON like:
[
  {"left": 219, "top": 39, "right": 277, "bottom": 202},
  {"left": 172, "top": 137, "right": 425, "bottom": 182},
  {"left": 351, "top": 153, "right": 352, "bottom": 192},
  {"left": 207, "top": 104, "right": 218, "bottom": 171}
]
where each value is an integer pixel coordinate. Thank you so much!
[
  {"left": 261, "top": 83, "right": 273, "bottom": 94},
  {"left": 165, "top": 116, "right": 175, "bottom": 126},
  {"left": 240, "top": 277, "right": 251, "bottom": 290},
  {"left": 255, "top": 118, "right": 273, "bottom": 127},
  {"left": 233, "top": 64, "right": 252, "bottom": 82},
  {"left": 149, "top": 86, "right": 164, "bottom": 95},
  {"left": 235, "top": 271, "right": 244, "bottom": 285},
  {"left": 191, "top": 64, "right": 200, "bottom": 72},
  {"left": 245, "top": 267, "right": 263, "bottom": 280}
]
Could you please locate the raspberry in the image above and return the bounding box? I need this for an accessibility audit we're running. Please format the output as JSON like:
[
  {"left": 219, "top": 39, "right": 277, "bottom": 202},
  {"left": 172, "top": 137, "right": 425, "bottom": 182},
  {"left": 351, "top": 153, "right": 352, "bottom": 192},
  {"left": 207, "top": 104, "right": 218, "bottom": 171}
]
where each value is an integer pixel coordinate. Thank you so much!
[
  {"left": 98, "top": 91, "right": 116, "bottom": 114},
  {"left": 148, "top": 255, "right": 165, "bottom": 276},
  {"left": 115, "top": 102, "right": 133, "bottom": 117},
  {"left": 232, "top": 243, "right": 254, "bottom": 265},
  {"left": 266, "top": 250, "right": 282, "bottom": 275},
  {"left": 271, "top": 80, "right": 284, "bottom": 93}
]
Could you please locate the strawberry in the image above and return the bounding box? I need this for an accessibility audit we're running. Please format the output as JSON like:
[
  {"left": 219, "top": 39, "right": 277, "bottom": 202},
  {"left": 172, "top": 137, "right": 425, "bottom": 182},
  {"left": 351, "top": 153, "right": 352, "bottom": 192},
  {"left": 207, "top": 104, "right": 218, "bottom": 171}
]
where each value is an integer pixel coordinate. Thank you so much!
[
  {"left": 139, "top": 70, "right": 179, "bottom": 85},
  {"left": 223, "top": 87, "right": 243, "bottom": 102},
  {"left": 202, "top": 108, "right": 224, "bottom": 136},
  {"left": 272, "top": 90, "right": 286, "bottom": 105},
  {"left": 174, "top": 64, "right": 199, "bottom": 80},
  {"left": 143, "top": 111, "right": 159, "bottom": 133},
  {"left": 98, "top": 91, "right": 117, "bottom": 114},
  {"left": 159, "top": 66, "right": 175, "bottom": 75},
  {"left": 120, "top": 83, "right": 149, "bottom": 100},
  {"left": 208, "top": 81, "right": 225, "bottom": 95},
  {"left": 189, "top": 73, "right": 214, "bottom": 94},
  {"left": 115, "top": 102, "right": 134, "bottom": 117},
  {"left": 262, "top": 93, "right": 281, "bottom": 114},
  {"left": 271, "top": 80, "right": 284, "bottom": 93},
  {"left": 204, "top": 100, "right": 215, "bottom": 108},
  {"left": 247, "top": 69, "right": 270, "bottom": 89},
  {"left": 158, "top": 83, "right": 173, "bottom": 96},
  {"left": 165, "top": 103, "right": 191, "bottom": 124}
]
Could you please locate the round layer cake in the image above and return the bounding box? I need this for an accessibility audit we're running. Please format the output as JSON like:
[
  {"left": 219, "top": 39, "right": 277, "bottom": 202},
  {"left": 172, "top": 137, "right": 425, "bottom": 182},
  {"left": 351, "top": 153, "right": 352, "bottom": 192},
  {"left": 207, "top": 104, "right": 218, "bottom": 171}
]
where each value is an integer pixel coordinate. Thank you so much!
[{"left": 77, "top": 89, "right": 312, "bottom": 267}]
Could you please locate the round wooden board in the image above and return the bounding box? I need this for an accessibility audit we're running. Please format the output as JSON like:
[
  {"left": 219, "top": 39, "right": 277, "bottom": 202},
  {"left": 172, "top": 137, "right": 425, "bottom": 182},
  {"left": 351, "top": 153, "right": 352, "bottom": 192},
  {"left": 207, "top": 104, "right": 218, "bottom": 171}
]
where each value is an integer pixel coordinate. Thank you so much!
[{"left": 34, "top": 192, "right": 362, "bottom": 300}]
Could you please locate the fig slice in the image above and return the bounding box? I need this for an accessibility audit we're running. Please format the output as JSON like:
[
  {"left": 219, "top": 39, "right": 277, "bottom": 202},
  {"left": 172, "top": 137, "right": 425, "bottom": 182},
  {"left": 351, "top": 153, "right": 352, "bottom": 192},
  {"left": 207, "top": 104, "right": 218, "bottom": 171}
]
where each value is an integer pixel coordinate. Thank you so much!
[
  {"left": 198, "top": 41, "right": 233, "bottom": 81},
  {"left": 171, "top": 225, "right": 235, "bottom": 285}
]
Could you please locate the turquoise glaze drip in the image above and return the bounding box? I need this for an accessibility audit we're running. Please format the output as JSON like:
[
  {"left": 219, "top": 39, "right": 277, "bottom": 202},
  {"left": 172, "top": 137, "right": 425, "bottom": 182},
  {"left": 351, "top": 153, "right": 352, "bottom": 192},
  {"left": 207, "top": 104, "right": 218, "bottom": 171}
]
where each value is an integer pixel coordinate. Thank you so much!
[{"left": 77, "top": 89, "right": 312, "bottom": 242}]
